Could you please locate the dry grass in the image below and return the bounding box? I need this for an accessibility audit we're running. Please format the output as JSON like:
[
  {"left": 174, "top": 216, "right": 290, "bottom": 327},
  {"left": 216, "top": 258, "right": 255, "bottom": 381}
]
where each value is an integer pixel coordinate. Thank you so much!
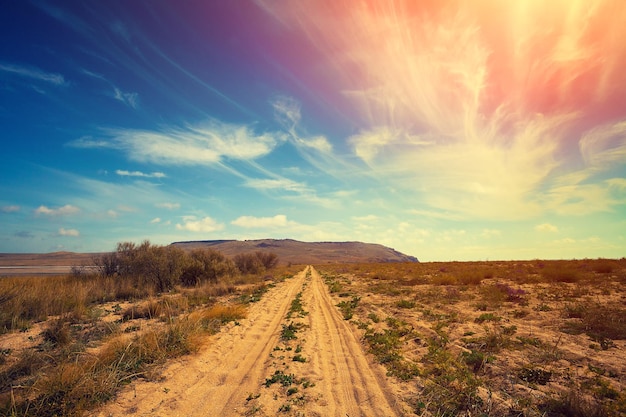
[
  {"left": 318, "top": 258, "right": 626, "bottom": 416},
  {"left": 0, "top": 267, "right": 265, "bottom": 416}
]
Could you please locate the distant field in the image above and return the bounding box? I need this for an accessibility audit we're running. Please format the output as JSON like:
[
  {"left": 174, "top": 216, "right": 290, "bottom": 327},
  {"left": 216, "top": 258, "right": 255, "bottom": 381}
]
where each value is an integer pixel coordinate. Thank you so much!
[{"left": 0, "top": 252, "right": 99, "bottom": 275}]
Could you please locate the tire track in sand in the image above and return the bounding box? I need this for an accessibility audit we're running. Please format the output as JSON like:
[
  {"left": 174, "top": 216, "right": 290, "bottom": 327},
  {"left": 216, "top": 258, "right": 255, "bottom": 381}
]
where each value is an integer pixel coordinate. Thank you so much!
[
  {"left": 298, "top": 266, "right": 402, "bottom": 417},
  {"left": 95, "top": 266, "right": 403, "bottom": 416},
  {"left": 94, "top": 268, "right": 307, "bottom": 417}
]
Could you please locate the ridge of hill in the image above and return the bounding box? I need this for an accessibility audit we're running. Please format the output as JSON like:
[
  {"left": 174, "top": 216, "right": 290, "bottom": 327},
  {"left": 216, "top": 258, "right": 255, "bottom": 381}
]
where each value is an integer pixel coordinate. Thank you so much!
[{"left": 170, "top": 238, "right": 419, "bottom": 265}]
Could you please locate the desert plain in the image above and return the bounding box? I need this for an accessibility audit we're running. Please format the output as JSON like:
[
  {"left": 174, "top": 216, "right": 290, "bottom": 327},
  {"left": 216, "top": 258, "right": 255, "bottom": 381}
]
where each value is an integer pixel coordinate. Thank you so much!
[{"left": 0, "top": 251, "right": 625, "bottom": 416}]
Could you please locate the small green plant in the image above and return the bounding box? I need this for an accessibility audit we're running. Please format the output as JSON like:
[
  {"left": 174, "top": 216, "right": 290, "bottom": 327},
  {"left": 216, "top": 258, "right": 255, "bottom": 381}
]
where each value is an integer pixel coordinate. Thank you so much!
[
  {"left": 264, "top": 370, "right": 296, "bottom": 387},
  {"left": 278, "top": 403, "right": 292, "bottom": 412},
  {"left": 287, "top": 292, "right": 307, "bottom": 318},
  {"left": 337, "top": 296, "right": 360, "bottom": 320},
  {"left": 280, "top": 322, "right": 302, "bottom": 341},
  {"left": 368, "top": 313, "right": 380, "bottom": 323},
  {"left": 292, "top": 354, "right": 306, "bottom": 363},
  {"left": 461, "top": 349, "right": 494, "bottom": 373},
  {"left": 396, "top": 299, "right": 416, "bottom": 309},
  {"left": 475, "top": 313, "right": 501, "bottom": 323},
  {"left": 518, "top": 367, "right": 552, "bottom": 385},
  {"left": 246, "top": 392, "right": 261, "bottom": 401}
]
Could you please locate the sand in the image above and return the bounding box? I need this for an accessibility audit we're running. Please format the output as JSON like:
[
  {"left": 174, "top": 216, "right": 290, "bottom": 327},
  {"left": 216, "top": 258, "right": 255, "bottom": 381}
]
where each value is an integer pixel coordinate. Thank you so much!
[{"left": 93, "top": 266, "right": 404, "bottom": 416}]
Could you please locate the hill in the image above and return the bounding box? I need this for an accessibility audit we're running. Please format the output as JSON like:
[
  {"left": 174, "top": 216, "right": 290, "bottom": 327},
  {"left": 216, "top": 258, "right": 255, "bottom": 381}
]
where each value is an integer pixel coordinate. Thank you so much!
[{"left": 170, "top": 239, "right": 419, "bottom": 265}]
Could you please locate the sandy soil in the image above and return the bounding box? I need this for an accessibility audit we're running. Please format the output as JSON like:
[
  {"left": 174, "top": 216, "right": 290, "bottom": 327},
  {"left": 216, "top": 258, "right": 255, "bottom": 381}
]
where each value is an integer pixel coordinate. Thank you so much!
[{"left": 93, "top": 266, "right": 403, "bottom": 417}]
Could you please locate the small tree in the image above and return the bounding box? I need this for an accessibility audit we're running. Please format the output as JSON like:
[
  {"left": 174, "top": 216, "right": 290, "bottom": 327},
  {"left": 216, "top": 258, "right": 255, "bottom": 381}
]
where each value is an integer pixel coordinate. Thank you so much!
[
  {"left": 255, "top": 251, "right": 279, "bottom": 270},
  {"left": 107, "top": 241, "right": 187, "bottom": 292},
  {"left": 234, "top": 252, "right": 279, "bottom": 275},
  {"left": 180, "top": 249, "right": 237, "bottom": 286}
]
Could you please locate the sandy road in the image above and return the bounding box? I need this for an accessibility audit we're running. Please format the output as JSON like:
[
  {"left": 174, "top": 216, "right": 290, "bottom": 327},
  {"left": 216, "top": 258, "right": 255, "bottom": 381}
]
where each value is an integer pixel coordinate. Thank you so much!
[
  {"left": 298, "top": 266, "right": 402, "bottom": 416},
  {"left": 95, "top": 266, "right": 402, "bottom": 416}
]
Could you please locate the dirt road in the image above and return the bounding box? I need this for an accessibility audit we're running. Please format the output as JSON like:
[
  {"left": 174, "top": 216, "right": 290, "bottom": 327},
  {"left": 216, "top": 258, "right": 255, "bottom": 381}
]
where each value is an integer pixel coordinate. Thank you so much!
[{"left": 95, "top": 266, "right": 403, "bottom": 416}]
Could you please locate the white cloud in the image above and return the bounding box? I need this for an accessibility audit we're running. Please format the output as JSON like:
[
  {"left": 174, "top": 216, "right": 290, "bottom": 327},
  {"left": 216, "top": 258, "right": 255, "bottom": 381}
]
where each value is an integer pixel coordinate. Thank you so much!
[
  {"left": 352, "top": 215, "right": 378, "bottom": 222},
  {"left": 68, "top": 136, "right": 112, "bottom": 149},
  {"left": 272, "top": 95, "right": 301, "bottom": 130},
  {"left": 113, "top": 87, "right": 139, "bottom": 108},
  {"left": 481, "top": 229, "right": 501, "bottom": 238},
  {"left": 244, "top": 178, "right": 308, "bottom": 193},
  {"left": 75, "top": 120, "right": 285, "bottom": 166},
  {"left": 231, "top": 214, "right": 290, "bottom": 228},
  {"left": 106, "top": 209, "right": 118, "bottom": 217},
  {"left": 535, "top": 223, "right": 558, "bottom": 233},
  {"left": 1, "top": 205, "right": 20, "bottom": 213},
  {"left": 156, "top": 202, "right": 180, "bottom": 210},
  {"left": 293, "top": 135, "right": 333, "bottom": 154},
  {"left": 35, "top": 204, "right": 80, "bottom": 216},
  {"left": 150, "top": 217, "right": 161, "bottom": 223},
  {"left": 0, "top": 62, "right": 66, "bottom": 86},
  {"left": 58, "top": 228, "right": 80, "bottom": 237},
  {"left": 116, "top": 169, "right": 166, "bottom": 178},
  {"left": 176, "top": 216, "right": 223, "bottom": 232},
  {"left": 271, "top": 95, "right": 333, "bottom": 154},
  {"left": 553, "top": 237, "right": 576, "bottom": 244}
]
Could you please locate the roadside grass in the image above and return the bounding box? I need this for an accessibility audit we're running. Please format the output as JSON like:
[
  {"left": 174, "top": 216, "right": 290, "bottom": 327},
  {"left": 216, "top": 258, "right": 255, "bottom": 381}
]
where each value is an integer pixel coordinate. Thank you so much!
[{"left": 0, "top": 263, "right": 273, "bottom": 416}]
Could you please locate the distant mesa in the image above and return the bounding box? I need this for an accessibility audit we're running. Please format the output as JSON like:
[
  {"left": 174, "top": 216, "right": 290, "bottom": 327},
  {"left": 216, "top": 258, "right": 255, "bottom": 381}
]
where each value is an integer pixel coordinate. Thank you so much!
[{"left": 170, "top": 238, "right": 419, "bottom": 264}]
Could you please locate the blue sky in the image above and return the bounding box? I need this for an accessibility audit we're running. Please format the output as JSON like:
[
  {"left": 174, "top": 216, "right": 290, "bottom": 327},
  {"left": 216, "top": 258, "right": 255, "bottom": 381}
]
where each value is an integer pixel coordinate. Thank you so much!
[{"left": 1, "top": 1, "right": 625, "bottom": 261}]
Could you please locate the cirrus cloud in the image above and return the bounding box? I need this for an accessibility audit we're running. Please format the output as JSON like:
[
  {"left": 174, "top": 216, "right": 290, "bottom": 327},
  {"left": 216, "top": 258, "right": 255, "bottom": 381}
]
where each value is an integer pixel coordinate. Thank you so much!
[
  {"left": 116, "top": 169, "right": 166, "bottom": 178},
  {"left": 69, "top": 120, "right": 286, "bottom": 166}
]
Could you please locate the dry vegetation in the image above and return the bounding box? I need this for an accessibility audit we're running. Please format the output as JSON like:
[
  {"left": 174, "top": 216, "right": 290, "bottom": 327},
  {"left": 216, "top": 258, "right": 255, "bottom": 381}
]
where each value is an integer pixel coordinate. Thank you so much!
[
  {"left": 0, "top": 242, "right": 298, "bottom": 417},
  {"left": 318, "top": 258, "right": 626, "bottom": 416},
  {"left": 2, "top": 251, "right": 625, "bottom": 417}
]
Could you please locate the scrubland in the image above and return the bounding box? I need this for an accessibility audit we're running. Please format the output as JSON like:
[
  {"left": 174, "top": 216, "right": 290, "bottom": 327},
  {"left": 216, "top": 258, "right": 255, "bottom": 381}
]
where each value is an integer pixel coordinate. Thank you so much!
[
  {"left": 1, "top": 253, "right": 625, "bottom": 416},
  {"left": 318, "top": 258, "right": 626, "bottom": 416},
  {"left": 0, "top": 242, "right": 297, "bottom": 416}
]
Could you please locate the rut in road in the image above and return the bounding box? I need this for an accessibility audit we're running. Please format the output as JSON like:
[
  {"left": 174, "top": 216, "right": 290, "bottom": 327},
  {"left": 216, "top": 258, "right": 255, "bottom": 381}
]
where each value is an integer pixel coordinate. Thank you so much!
[
  {"left": 94, "top": 268, "right": 307, "bottom": 417},
  {"left": 294, "top": 266, "right": 402, "bottom": 416},
  {"left": 94, "top": 266, "right": 404, "bottom": 416}
]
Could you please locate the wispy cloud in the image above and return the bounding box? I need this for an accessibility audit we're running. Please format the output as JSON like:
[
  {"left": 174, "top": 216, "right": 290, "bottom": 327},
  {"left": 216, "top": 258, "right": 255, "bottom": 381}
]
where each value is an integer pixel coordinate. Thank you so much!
[
  {"left": 69, "top": 136, "right": 112, "bottom": 149},
  {"left": 0, "top": 62, "right": 66, "bottom": 86},
  {"left": 176, "top": 216, "right": 223, "bottom": 232},
  {"left": 260, "top": 1, "right": 626, "bottom": 223},
  {"left": 155, "top": 202, "right": 180, "bottom": 210},
  {"left": 116, "top": 169, "right": 166, "bottom": 178},
  {"left": 113, "top": 87, "right": 139, "bottom": 108},
  {"left": 35, "top": 204, "right": 80, "bottom": 217},
  {"left": 244, "top": 178, "right": 309, "bottom": 193},
  {"left": 58, "top": 228, "right": 80, "bottom": 237},
  {"left": 150, "top": 217, "right": 161, "bottom": 224},
  {"left": 271, "top": 95, "right": 336, "bottom": 161},
  {"left": 1, "top": 205, "right": 20, "bottom": 213},
  {"left": 535, "top": 223, "right": 558, "bottom": 233},
  {"left": 231, "top": 214, "right": 291, "bottom": 228},
  {"left": 69, "top": 120, "right": 285, "bottom": 165},
  {"left": 481, "top": 229, "right": 502, "bottom": 238}
]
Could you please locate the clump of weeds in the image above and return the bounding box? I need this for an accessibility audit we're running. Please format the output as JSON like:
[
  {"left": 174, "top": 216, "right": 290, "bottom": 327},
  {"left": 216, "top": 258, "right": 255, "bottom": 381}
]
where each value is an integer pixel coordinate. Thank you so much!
[{"left": 337, "top": 296, "right": 360, "bottom": 320}]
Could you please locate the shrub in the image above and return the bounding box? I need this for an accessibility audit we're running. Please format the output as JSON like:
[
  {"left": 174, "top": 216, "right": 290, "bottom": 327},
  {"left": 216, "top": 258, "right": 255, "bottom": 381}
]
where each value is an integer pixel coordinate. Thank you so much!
[
  {"left": 396, "top": 299, "right": 416, "bottom": 309},
  {"left": 539, "top": 390, "right": 610, "bottom": 417},
  {"left": 180, "top": 249, "right": 237, "bottom": 286},
  {"left": 541, "top": 265, "right": 581, "bottom": 283},
  {"left": 457, "top": 271, "right": 484, "bottom": 285}
]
